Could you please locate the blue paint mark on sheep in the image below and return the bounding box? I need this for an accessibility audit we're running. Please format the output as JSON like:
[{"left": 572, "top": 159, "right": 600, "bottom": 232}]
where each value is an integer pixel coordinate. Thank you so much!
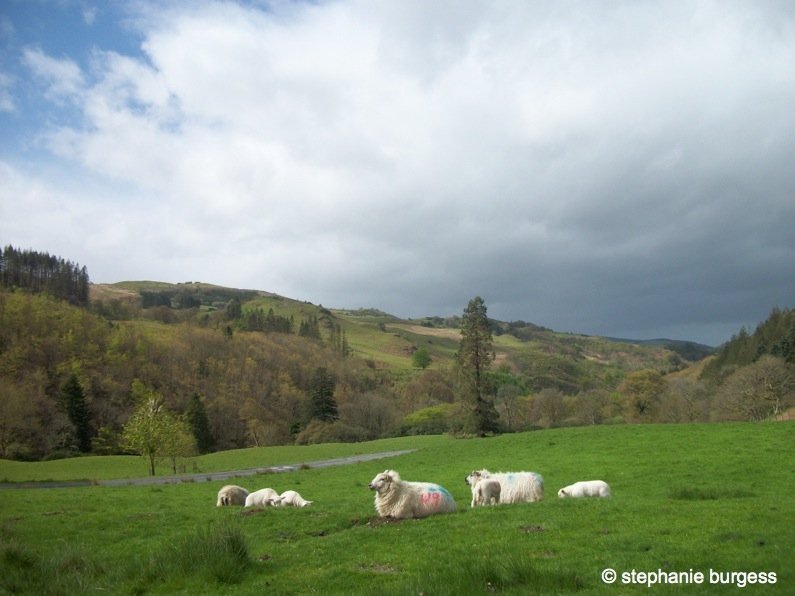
[
  {"left": 431, "top": 485, "right": 454, "bottom": 502},
  {"left": 420, "top": 485, "right": 455, "bottom": 507}
]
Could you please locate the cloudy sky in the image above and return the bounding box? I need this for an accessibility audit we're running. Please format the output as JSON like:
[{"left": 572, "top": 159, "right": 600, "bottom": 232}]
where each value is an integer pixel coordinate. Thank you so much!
[{"left": 1, "top": 1, "right": 794, "bottom": 346}]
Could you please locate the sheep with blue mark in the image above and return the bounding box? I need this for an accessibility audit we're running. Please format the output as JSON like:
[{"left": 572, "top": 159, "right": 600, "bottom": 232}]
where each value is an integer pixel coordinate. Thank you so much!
[
  {"left": 368, "top": 470, "right": 457, "bottom": 519},
  {"left": 466, "top": 469, "right": 544, "bottom": 503}
]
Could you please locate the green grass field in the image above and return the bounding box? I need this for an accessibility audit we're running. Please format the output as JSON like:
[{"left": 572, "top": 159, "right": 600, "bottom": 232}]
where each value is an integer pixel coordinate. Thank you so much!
[{"left": 1, "top": 422, "right": 792, "bottom": 594}]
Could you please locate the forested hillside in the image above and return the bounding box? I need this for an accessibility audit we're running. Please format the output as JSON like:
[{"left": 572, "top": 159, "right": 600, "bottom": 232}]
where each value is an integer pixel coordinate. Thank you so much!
[
  {"left": 0, "top": 245, "right": 89, "bottom": 305},
  {"left": 0, "top": 248, "right": 792, "bottom": 462}
]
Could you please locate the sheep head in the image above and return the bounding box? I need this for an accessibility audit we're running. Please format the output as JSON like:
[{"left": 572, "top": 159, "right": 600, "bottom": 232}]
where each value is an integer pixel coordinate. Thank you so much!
[
  {"left": 465, "top": 470, "right": 487, "bottom": 486},
  {"left": 369, "top": 470, "right": 399, "bottom": 493}
]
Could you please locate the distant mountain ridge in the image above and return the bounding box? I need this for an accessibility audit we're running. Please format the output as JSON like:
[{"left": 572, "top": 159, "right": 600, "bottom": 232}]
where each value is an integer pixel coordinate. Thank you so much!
[{"left": 92, "top": 280, "right": 715, "bottom": 362}]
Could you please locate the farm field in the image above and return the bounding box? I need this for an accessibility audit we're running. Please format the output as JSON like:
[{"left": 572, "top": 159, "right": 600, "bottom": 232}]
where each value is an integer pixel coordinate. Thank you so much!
[{"left": 1, "top": 422, "right": 793, "bottom": 594}]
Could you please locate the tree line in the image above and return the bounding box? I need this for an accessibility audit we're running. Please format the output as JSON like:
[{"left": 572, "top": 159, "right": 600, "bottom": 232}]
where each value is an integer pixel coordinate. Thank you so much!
[
  {"left": 0, "top": 248, "right": 792, "bottom": 468},
  {"left": 0, "top": 245, "right": 89, "bottom": 305}
]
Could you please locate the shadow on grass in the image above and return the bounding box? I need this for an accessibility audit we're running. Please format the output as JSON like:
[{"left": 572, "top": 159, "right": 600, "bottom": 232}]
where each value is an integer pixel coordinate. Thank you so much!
[{"left": 669, "top": 487, "right": 756, "bottom": 500}]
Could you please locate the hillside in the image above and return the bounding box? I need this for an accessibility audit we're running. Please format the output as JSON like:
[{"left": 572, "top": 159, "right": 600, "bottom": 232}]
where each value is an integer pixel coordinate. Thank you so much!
[
  {"left": 89, "top": 281, "right": 699, "bottom": 377},
  {"left": 1, "top": 278, "right": 790, "bottom": 462}
]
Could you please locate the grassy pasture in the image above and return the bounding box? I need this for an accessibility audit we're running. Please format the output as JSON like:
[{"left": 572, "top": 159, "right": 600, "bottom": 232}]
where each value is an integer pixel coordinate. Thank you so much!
[
  {"left": 1, "top": 422, "right": 792, "bottom": 594},
  {"left": 0, "top": 436, "right": 443, "bottom": 483}
]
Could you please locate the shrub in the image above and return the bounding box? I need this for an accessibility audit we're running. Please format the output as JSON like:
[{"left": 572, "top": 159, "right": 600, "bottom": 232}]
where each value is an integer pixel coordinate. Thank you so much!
[{"left": 400, "top": 404, "right": 456, "bottom": 435}]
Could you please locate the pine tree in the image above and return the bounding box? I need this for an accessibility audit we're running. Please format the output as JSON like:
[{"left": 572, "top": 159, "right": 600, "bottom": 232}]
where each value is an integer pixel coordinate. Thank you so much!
[
  {"left": 309, "top": 367, "right": 338, "bottom": 422},
  {"left": 185, "top": 392, "right": 215, "bottom": 453},
  {"left": 457, "top": 296, "right": 500, "bottom": 435},
  {"left": 60, "top": 373, "right": 93, "bottom": 452}
]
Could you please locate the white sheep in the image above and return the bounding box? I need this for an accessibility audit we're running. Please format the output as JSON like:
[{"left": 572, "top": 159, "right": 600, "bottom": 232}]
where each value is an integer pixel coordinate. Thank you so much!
[
  {"left": 216, "top": 484, "right": 249, "bottom": 507},
  {"left": 557, "top": 480, "right": 611, "bottom": 498},
  {"left": 244, "top": 487, "right": 283, "bottom": 508},
  {"left": 278, "top": 490, "right": 313, "bottom": 508},
  {"left": 471, "top": 478, "right": 501, "bottom": 507},
  {"left": 368, "top": 469, "right": 457, "bottom": 519},
  {"left": 465, "top": 469, "right": 544, "bottom": 503}
]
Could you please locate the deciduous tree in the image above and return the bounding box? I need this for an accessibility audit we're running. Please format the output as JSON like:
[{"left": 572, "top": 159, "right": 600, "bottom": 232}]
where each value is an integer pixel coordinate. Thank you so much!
[
  {"left": 122, "top": 381, "right": 175, "bottom": 476},
  {"left": 714, "top": 355, "right": 794, "bottom": 421},
  {"left": 619, "top": 369, "right": 666, "bottom": 421},
  {"left": 412, "top": 346, "right": 432, "bottom": 369}
]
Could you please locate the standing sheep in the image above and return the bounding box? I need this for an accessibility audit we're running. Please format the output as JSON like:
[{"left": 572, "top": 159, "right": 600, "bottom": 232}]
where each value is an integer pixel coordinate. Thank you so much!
[
  {"left": 557, "top": 480, "right": 611, "bottom": 498},
  {"left": 245, "top": 488, "right": 283, "bottom": 507},
  {"left": 278, "top": 490, "right": 313, "bottom": 508},
  {"left": 368, "top": 470, "right": 457, "bottom": 519},
  {"left": 470, "top": 478, "right": 501, "bottom": 507},
  {"left": 216, "top": 485, "right": 249, "bottom": 507},
  {"left": 466, "top": 469, "right": 544, "bottom": 503}
]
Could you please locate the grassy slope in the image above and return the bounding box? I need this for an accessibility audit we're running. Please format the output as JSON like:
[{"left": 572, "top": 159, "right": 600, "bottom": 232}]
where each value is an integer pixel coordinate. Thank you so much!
[
  {"left": 92, "top": 282, "right": 692, "bottom": 375},
  {"left": 0, "top": 436, "right": 445, "bottom": 483},
  {"left": 1, "top": 422, "right": 792, "bottom": 594}
]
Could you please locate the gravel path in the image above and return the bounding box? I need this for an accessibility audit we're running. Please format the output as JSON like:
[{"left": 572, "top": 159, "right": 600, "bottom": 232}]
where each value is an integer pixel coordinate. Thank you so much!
[{"left": 0, "top": 449, "right": 417, "bottom": 489}]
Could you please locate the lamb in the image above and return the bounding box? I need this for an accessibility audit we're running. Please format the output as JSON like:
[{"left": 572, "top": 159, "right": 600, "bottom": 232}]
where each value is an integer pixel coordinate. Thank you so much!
[
  {"left": 465, "top": 469, "right": 544, "bottom": 503},
  {"left": 244, "top": 487, "right": 283, "bottom": 508},
  {"left": 278, "top": 490, "right": 313, "bottom": 508},
  {"left": 470, "top": 478, "right": 501, "bottom": 507},
  {"left": 557, "top": 480, "right": 611, "bottom": 498},
  {"left": 216, "top": 484, "right": 249, "bottom": 507},
  {"left": 368, "top": 469, "right": 457, "bottom": 519}
]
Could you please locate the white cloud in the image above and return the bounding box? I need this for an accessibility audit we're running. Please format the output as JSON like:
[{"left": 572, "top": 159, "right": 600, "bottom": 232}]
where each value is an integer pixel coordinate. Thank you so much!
[
  {"left": 22, "top": 47, "right": 85, "bottom": 100},
  {"left": 4, "top": 0, "right": 795, "bottom": 344},
  {"left": 0, "top": 72, "right": 15, "bottom": 112},
  {"left": 83, "top": 6, "right": 98, "bottom": 26}
]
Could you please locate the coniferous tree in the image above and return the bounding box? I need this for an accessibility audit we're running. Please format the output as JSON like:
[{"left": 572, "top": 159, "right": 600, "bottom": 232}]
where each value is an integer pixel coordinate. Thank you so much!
[
  {"left": 0, "top": 245, "right": 90, "bottom": 305},
  {"left": 309, "top": 366, "right": 338, "bottom": 422},
  {"left": 457, "top": 296, "right": 500, "bottom": 435},
  {"left": 185, "top": 392, "right": 215, "bottom": 453},
  {"left": 60, "top": 373, "right": 93, "bottom": 452}
]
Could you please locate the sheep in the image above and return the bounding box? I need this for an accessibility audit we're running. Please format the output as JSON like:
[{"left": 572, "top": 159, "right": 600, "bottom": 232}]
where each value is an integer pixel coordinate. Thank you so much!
[
  {"left": 368, "top": 469, "right": 457, "bottom": 519},
  {"left": 244, "top": 488, "right": 283, "bottom": 508},
  {"left": 465, "top": 469, "right": 544, "bottom": 503},
  {"left": 216, "top": 484, "right": 249, "bottom": 507},
  {"left": 557, "top": 480, "right": 611, "bottom": 498},
  {"left": 470, "top": 478, "right": 501, "bottom": 507},
  {"left": 278, "top": 490, "right": 313, "bottom": 508}
]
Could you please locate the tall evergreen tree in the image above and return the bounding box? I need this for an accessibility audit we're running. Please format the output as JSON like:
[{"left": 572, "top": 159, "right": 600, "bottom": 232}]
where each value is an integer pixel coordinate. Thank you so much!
[
  {"left": 309, "top": 366, "right": 338, "bottom": 422},
  {"left": 60, "top": 373, "right": 93, "bottom": 452},
  {"left": 185, "top": 392, "right": 215, "bottom": 453},
  {"left": 457, "top": 296, "right": 500, "bottom": 435}
]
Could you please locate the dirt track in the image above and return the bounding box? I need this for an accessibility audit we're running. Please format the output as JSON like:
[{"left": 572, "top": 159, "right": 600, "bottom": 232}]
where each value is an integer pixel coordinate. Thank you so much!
[{"left": 0, "top": 449, "right": 417, "bottom": 490}]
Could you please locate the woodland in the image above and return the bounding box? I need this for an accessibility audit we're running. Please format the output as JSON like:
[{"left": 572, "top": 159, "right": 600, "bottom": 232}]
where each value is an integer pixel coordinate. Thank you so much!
[{"left": 1, "top": 246, "right": 793, "bottom": 463}]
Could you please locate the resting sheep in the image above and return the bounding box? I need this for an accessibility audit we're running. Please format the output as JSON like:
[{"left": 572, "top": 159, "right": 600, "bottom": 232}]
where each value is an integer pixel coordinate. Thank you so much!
[
  {"left": 368, "top": 470, "right": 457, "bottom": 519},
  {"left": 470, "top": 478, "right": 501, "bottom": 507},
  {"left": 216, "top": 485, "right": 249, "bottom": 507},
  {"left": 278, "top": 490, "right": 313, "bottom": 508},
  {"left": 466, "top": 469, "right": 544, "bottom": 503},
  {"left": 557, "top": 480, "right": 611, "bottom": 498},
  {"left": 245, "top": 488, "right": 283, "bottom": 508}
]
